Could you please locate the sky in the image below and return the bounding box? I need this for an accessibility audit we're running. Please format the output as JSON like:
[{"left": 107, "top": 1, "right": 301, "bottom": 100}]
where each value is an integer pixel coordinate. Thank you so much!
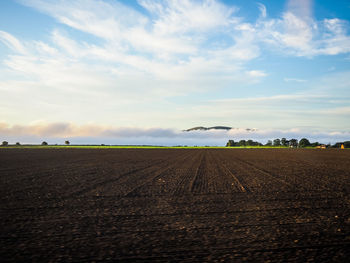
[{"left": 0, "top": 0, "right": 350, "bottom": 145}]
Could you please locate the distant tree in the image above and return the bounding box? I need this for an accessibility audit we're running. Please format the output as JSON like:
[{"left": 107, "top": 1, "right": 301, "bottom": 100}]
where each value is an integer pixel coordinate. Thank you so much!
[
  {"left": 281, "top": 138, "right": 287, "bottom": 146},
  {"left": 246, "top": 139, "right": 253, "bottom": 146},
  {"left": 249, "top": 140, "right": 261, "bottom": 146},
  {"left": 65, "top": 140, "right": 70, "bottom": 145},
  {"left": 344, "top": 141, "right": 350, "bottom": 148},
  {"left": 289, "top": 139, "right": 298, "bottom": 147},
  {"left": 299, "top": 138, "right": 311, "bottom": 148},
  {"left": 2, "top": 141, "right": 8, "bottom": 146},
  {"left": 273, "top": 139, "right": 281, "bottom": 146},
  {"left": 332, "top": 142, "right": 341, "bottom": 148},
  {"left": 41, "top": 141, "right": 48, "bottom": 146},
  {"left": 227, "top": 139, "right": 262, "bottom": 147},
  {"left": 226, "top": 140, "right": 235, "bottom": 147},
  {"left": 310, "top": 142, "right": 320, "bottom": 147},
  {"left": 265, "top": 140, "right": 272, "bottom": 146},
  {"left": 15, "top": 142, "right": 20, "bottom": 146},
  {"left": 333, "top": 141, "right": 350, "bottom": 148},
  {"left": 239, "top": 140, "right": 246, "bottom": 146}
]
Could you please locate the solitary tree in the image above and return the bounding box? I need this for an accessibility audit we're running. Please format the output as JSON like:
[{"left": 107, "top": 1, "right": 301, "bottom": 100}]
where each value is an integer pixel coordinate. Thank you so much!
[
  {"left": 15, "top": 142, "right": 20, "bottom": 146},
  {"left": 2, "top": 141, "right": 8, "bottom": 146},
  {"left": 299, "top": 138, "right": 311, "bottom": 147},
  {"left": 41, "top": 141, "right": 48, "bottom": 146},
  {"left": 65, "top": 140, "right": 70, "bottom": 145}
]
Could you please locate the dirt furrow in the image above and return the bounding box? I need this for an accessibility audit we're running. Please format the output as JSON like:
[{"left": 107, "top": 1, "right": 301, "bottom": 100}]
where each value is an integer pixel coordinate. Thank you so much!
[
  {"left": 236, "top": 157, "right": 297, "bottom": 187},
  {"left": 188, "top": 151, "right": 206, "bottom": 193},
  {"left": 189, "top": 151, "right": 208, "bottom": 194},
  {"left": 210, "top": 151, "right": 248, "bottom": 193},
  {"left": 243, "top": 155, "right": 349, "bottom": 191},
  {"left": 171, "top": 151, "right": 204, "bottom": 196},
  {"left": 83, "top": 150, "right": 197, "bottom": 197},
  {"left": 122, "top": 151, "right": 196, "bottom": 197},
  {"left": 120, "top": 151, "right": 203, "bottom": 197}
]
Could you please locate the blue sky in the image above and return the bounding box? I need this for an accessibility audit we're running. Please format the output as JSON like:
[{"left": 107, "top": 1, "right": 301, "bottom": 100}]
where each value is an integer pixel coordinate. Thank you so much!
[{"left": 0, "top": 0, "right": 350, "bottom": 145}]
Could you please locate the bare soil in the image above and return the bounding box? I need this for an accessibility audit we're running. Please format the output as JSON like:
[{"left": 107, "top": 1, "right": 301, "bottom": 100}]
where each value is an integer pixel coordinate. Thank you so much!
[{"left": 1, "top": 148, "right": 349, "bottom": 262}]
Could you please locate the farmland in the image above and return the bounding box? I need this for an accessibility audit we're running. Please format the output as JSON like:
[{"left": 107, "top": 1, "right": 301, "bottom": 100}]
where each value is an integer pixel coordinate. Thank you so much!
[{"left": 1, "top": 148, "right": 349, "bottom": 262}]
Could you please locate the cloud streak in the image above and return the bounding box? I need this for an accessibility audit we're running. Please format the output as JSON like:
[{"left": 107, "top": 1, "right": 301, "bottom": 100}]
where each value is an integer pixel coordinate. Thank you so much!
[{"left": 0, "top": 30, "right": 27, "bottom": 54}]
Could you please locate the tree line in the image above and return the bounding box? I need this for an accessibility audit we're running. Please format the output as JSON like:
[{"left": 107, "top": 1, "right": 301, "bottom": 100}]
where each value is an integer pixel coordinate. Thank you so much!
[
  {"left": 226, "top": 138, "right": 350, "bottom": 148},
  {"left": 1, "top": 141, "right": 70, "bottom": 146},
  {"left": 1, "top": 139, "right": 349, "bottom": 148}
]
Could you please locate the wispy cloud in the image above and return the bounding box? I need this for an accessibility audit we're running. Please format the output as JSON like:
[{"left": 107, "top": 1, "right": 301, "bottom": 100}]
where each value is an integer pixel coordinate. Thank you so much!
[
  {"left": 284, "top": 78, "right": 307, "bottom": 82},
  {"left": 255, "top": 1, "right": 350, "bottom": 56},
  {"left": 138, "top": 0, "right": 236, "bottom": 34},
  {"left": 11, "top": 0, "right": 349, "bottom": 84},
  {"left": 0, "top": 30, "right": 27, "bottom": 54},
  {"left": 246, "top": 70, "right": 267, "bottom": 77},
  {"left": 287, "top": 0, "right": 313, "bottom": 20},
  {"left": 257, "top": 3, "right": 267, "bottom": 19}
]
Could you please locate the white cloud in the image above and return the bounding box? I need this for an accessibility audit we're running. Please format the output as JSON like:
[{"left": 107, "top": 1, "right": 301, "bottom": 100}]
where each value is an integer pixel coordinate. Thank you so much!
[
  {"left": 257, "top": 3, "right": 267, "bottom": 19},
  {"left": 319, "top": 106, "right": 350, "bottom": 116},
  {"left": 319, "top": 18, "right": 350, "bottom": 55},
  {"left": 284, "top": 78, "right": 307, "bottom": 82},
  {"left": 19, "top": 0, "right": 145, "bottom": 40},
  {"left": 281, "top": 12, "right": 315, "bottom": 52},
  {"left": 138, "top": 0, "right": 237, "bottom": 34},
  {"left": 0, "top": 25, "right": 263, "bottom": 107},
  {"left": 51, "top": 30, "right": 82, "bottom": 56},
  {"left": 287, "top": 0, "right": 313, "bottom": 20},
  {"left": 255, "top": 2, "right": 350, "bottom": 57},
  {"left": 19, "top": 0, "right": 201, "bottom": 57},
  {"left": 246, "top": 70, "right": 267, "bottom": 77},
  {"left": 16, "top": 0, "right": 350, "bottom": 61},
  {"left": 214, "top": 94, "right": 325, "bottom": 103},
  {"left": 0, "top": 30, "right": 27, "bottom": 54}
]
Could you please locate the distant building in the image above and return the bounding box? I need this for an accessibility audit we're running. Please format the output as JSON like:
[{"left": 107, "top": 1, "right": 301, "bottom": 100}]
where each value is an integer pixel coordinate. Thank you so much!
[{"left": 316, "top": 145, "right": 327, "bottom": 149}]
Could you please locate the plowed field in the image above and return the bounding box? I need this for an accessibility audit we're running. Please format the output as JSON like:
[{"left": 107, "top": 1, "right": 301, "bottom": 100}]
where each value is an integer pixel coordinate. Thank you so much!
[{"left": 1, "top": 148, "right": 349, "bottom": 262}]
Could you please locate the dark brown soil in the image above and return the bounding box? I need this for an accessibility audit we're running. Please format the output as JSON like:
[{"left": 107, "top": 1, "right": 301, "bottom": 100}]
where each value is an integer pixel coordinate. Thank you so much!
[{"left": 1, "top": 148, "right": 349, "bottom": 262}]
